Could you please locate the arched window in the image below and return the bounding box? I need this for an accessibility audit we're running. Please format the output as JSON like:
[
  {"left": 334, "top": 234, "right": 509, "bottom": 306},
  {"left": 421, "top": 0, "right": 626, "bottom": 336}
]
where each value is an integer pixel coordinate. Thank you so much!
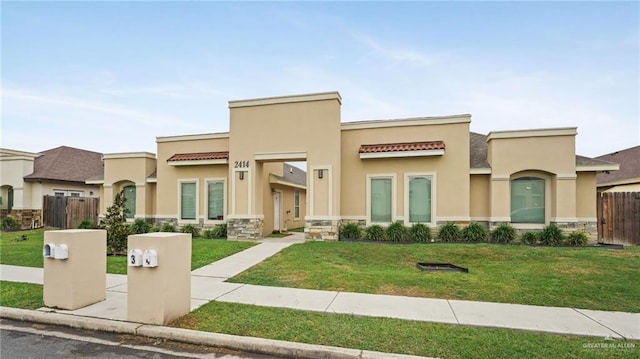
[
  {"left": 511, "top": 177, "right": 544, "bottom": 223},
  {"left": 123, "top": 185, "right": 136, "bottom": 219}
]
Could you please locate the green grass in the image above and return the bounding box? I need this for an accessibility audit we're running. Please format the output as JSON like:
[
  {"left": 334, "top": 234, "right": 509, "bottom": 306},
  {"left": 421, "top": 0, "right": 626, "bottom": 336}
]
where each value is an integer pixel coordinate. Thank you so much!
[
  {"left": 230, "top": 242, "right": 640, "bottom": 312},
  {"left": 1, "top": 228, "right": 256, "bottom": 275},
  {"left": 0, "top": 281, "right": 43, "bottom": 309},
  {"left": 289, "top": 227, "right": 305, "bottom": 233},
  {"left": 171, "top": 301, "right": 639, "bottom": 359},
  {"left": 266, "top": 232, "right": 291, "bottom": 238}
]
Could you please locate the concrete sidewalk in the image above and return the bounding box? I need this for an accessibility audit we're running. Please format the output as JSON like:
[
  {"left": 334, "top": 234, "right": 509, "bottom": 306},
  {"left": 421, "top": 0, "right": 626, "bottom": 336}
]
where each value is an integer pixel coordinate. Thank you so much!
[{"left": 1, "top": 234, "right": 638, "bottom": 342}]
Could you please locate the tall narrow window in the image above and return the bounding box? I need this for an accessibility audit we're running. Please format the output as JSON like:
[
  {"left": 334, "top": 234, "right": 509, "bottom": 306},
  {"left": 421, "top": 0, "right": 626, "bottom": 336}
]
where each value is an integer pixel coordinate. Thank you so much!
[
  {"left": 371, "top": 178, "right": 392, "bottom": 223},
  {"left": 409, "top": 176, "right": 432, "bottom": 223},
  {"left": 181, "top": 182, "right": 196, "bottom": 220},
  {"left": 207, "top": 181, "right": 224, "bottom": 220},
  {"left": 294, "top": 190, "right": 300, "bottom": 220},
  {"left": 123, "top": 185, "right": 136, "bottom": 219},
  {"left": 511, "top": 177, "right": 545, "bottom": 223}
]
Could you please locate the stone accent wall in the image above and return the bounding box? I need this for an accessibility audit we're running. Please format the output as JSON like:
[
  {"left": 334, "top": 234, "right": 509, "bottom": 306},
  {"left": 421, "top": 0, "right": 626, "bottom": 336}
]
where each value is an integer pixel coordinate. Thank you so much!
[
  {"left": 152, "top": 217, "right": 178, "bottom": 227},
  {"left": 305, "top": 219, "right": 340, "bottom": 240},
  {"left": 553, "top": 220, "right": 598, "bottom": 238},
  {"left": 227, "top": 217, "right": 263, "bottom": 239},
  {"left": 1, "top": 209, "right": 42, "bottom": 229}
]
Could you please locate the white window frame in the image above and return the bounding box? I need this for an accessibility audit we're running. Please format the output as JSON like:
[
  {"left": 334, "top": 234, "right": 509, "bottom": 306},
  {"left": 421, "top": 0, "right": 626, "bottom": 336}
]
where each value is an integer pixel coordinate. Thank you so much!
[
  {"left": 366, "top": 174, "right": 397, "bottom": 226},
  {"left": 204, "top": 178, "right": 226, "bottom": 225},
  {"left": 294, "top": 189, "right": 300, "bottom": 220},
  {"left": 178, "top": 179, "right": 199, "bottom": 224},
  {"left": 404, "top": 172, "right": 437, "bottom": 227}
]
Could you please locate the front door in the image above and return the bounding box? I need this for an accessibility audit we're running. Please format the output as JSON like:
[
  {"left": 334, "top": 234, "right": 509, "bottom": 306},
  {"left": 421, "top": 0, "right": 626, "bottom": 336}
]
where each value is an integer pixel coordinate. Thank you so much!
[{"left": 273, "top": 192, "right": 281, "bottom": 232}]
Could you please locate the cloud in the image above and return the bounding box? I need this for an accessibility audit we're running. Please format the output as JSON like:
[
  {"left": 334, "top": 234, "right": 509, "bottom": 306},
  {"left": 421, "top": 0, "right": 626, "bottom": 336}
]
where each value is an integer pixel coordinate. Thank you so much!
[{"left": 350, "top": 33, "right": 438, "bottom": 67}]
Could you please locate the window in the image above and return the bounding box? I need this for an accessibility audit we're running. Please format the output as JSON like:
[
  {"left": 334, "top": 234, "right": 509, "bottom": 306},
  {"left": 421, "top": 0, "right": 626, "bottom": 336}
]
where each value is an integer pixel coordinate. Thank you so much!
[
  {"left": 294, "top": 190, "right": 300, "bottom": 219},
  {"left": 408, "top": 176, "right": 432, "bottom": 223},
  {"left": 207, "top": 181, "right": 224, "bottom": 220},
  {"left": 181, "top": 182, "right": 197, "bottom": 220},
  {"left": 123, "top": 185, "right": 136, "bottom": 219},
  {"left": 511, "top": 177, "right": 545, "bottom": 223},
  {"left": 54, "top": 192, "right": 65, "bottom": 197},
  {"left": 371, "top": 178, "right": 392, "bottom": 223},
  {"left": 70, "top": 192, "right": 80, "bottom": 197}
]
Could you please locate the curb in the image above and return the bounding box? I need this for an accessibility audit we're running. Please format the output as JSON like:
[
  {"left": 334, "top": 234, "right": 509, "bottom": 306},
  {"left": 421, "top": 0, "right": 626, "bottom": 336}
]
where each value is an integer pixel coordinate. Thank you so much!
[{"left": 0, "top": 307, "right": 434, "bottom": 359}]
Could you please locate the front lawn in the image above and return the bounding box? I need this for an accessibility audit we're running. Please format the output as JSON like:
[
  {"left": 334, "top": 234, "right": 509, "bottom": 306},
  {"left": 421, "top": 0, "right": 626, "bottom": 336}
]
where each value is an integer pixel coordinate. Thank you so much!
[
  {"left": 0, "top": 281, "right": 43, "bottom": 309},
  {"left": 229, "top": 242, "right": 640, "bottom": 312},
  {"left": 1, "top": 228, "right": 256, "bottom": 274}
]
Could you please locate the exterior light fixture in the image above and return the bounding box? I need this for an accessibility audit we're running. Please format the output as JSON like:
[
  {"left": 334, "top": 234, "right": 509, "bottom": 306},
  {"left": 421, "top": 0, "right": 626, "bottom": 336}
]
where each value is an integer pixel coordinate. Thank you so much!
[
  {"left": 239, "top": 172, "right": 244, "bottom": 180},
  {"left": 318, "top": 169, "right": 323, "bottom": 179}
]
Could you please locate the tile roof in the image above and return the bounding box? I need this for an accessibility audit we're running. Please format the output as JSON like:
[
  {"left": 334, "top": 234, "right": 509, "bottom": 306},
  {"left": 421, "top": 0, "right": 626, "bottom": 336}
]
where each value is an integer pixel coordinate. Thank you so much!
[
  {"left": 359, "top": 141, "right": 445, "bottom": 154},
  {"left": 23, "top": 146, "right": 104, "bottom": 183},
  {"left": 167, "top": 152, "right": 229, "bottom": 162},
  {"left": 595, "top": 145, "right": 640, "bottom": 184}
]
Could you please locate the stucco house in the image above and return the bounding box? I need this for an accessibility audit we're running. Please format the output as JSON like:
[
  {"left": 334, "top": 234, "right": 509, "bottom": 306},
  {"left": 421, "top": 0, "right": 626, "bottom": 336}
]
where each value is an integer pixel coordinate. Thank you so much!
[
  {"left": 93, "top": 91, "right": 616, "bottom": 240},
  {"left": 595, "top": 145, "right": 640, "bottom": 192},
  {"left": 0, "top": 146, "right": 103, "bottom": 228}
]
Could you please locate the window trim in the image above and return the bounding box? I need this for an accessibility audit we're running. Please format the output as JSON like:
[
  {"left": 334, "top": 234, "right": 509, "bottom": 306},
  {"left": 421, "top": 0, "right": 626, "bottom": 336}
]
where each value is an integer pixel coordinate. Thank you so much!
[
  {"left": 204, "top": 178, "right": 226, "bottom": 224},
  {"left": 404, "top": 172, "right": 437, "bottom": 227},
  {"left": 366, "top": 174, "right": 397, "bottom": 226},
  {"left": 510, "top": 172, "right": 551, "bottom": 229},
  {"left": 178, "top": 179, "right": 199, "bottom": 224},
  {"left": 294, "top": 189, "right": 300, "bottom": 220}
]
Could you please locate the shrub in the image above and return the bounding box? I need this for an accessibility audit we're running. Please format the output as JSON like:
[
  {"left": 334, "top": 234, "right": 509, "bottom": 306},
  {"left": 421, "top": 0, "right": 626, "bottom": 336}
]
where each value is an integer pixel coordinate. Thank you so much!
[
  {"left": 99, "top": 190, "right": 130, "bottom": 255},
  {"left": 462, "top": 222, "right": 488, "bottom": 242},
  {"left": 149, "top": 226, "right": 161, "bottom": 232},
  {"left": 181, "top": 224, "right": 200, "bottom": 238},
  {"left": 161, "top": 223, "right": 176, "bottom": 232},
  {"left": 539, "top": 224, "right": 564, "bottom": 246},
  {"left": 520, "top": 231, "right": 539, "bottom": 245},
  {"left": 1, "top": 216, "right": 20, "bottom": 231},
  {"left": 491, "top": 223, "right": 517, "bottom": 243},
  {"left": 76, "top": 219, "right": 96, "bottom": 229},
  {"left": 386, "top": 221, "right": 408, "bottom": 242},
  {"left": 409, "top": 223, "right": 432, "bottom": 242},
  {"left": 566, "top": 231, "right": 588, "bottom": 246},
  {"left": 339, "top": 222, "right": 362, "bottom": 240},
  {"left": 129, "top": 218, "right": 151, "bottom": 234},
  {"left": 437, "top": 222, "right": 460, "bottom": 242},
  {"left": 211, "top": 223, "right": 227, "bottom": 238},
  {"left": 365, "top": 225, "right": 386, "bottom": 241},
  {"left": 13, "top": 234, "right": 28, "bottom": 242},
  {"left": 203, "top": 229, "right": 216, "bottom": 239}
]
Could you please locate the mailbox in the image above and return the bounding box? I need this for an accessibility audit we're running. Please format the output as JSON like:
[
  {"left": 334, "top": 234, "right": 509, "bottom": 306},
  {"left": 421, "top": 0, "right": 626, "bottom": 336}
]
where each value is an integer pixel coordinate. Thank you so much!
[
  {"left": 53, "top": 244, "right": 68, "bottom": 260},
  {"left": 128, "top": 249, "right": 143, "bottom": 267},
  {"left": 142, "top": 249, "right": 158, "bottom": 267},
  {"left": 43, "top": 243, "right": 56, "bottom": 258}
]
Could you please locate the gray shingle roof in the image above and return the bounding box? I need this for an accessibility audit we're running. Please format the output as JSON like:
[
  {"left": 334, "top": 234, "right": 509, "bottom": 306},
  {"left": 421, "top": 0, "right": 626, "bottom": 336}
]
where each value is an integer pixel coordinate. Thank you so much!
[
  {"left": 470, "top": 132, "right": 489, "bottom": 168},
  {"left": 282, "top": 163, "right": 307, "bottom": 186},
  {"left": 595, "top": 145, "right": 640, "bottom": 184},
  {"left": 23, "top": 146, "right": 103, "bottom": 184}
]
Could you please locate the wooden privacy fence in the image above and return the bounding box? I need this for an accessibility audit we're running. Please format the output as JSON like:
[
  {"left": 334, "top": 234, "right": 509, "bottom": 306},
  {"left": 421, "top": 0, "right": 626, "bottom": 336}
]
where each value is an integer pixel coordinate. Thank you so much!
[
  {"left": 597, "top": 192, "right": 640, "bottom": 246},
  {"left": 43, "top": 195, "right": 100, "bottom": 229}
]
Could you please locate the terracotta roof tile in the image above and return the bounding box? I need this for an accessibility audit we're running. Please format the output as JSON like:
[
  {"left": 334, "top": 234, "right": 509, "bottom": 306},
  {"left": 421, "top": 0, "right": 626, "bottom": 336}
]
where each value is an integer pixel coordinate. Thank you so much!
[
  {"left": 359, "top": 141, "right": 445, "bottom": 154},
  {"left": 167, "top": 152, "right": 229, "bottom": 162}
]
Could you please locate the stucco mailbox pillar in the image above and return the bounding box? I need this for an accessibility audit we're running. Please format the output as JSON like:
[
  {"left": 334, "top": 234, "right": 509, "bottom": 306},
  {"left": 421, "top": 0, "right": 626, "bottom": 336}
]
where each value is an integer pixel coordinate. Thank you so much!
[
  {"left": 127, "top": 232, "right": 191, "bottom": 325},
  {"left": 43, "top": 229, "right": 107, "bottom": 310}
]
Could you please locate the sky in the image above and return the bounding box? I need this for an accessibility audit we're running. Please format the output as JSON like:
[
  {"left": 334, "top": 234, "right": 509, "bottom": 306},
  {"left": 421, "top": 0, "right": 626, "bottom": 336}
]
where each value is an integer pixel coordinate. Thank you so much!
[{"left": 1, "top": 1, "right": 639, "bottom": 159}]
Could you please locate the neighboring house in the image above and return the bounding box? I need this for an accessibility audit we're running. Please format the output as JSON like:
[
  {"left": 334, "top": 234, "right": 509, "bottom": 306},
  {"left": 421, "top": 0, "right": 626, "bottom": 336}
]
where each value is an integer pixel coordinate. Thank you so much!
[
  {"left": 595, "top": 145, "right": 640, "bottom": 192},
  {"left": 0, "top": 146, "right": 103, "bottom": 228},
  {"left": 95, "top": 91, "right": 616, "bottom": 239}
]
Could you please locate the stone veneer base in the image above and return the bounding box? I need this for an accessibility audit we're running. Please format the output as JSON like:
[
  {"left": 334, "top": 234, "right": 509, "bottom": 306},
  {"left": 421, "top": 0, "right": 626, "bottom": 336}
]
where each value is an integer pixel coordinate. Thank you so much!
[
  {"left": 227, "top": 217, "right": 264, "bottom": 240},
  {"left": 305, "top": 219, "right": 340, "bottom": 241}
]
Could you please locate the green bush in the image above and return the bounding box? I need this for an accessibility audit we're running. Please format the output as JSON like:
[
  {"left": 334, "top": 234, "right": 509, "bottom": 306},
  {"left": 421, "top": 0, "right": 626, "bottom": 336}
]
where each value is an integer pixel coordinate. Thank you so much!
[
  {"left": 437, "top": 222, "right": 460, "bottom": 242},
  {"left": 461, "top": 222, "right": 488, "bottom": 242},
  {"left": 1, "top": 216, "right": 20, "bottom": 232},
  {"left": 149, "top": 226, "right": 161, "bottom": 232},
  {"left": 99, "top": 190, "right": 130, "bottom": 254},
  {"left": 211, "top": 223, "right": 227, "bottom": 238},
  {"left": 161, "top": 223, "right": 176, "bottom": 232},
  {"left": 339, "top": 222, "right": 362, "bottom": 240},
  {"left": 491, "top": 223, "right": 517, "bottom": 243},
  {"left": 386, "top": 221, "right": 408, "bottom": 242},
  {"left": 365, "top": 225, "right": 386, "bottom": 241},
  {"left": 565, "top": 231, "right": 588, "bottom": 246},
  {"left": 520, "top": 231, "right": 539, "bottom": 245},
  {"left": 129, "top": 218, "right": 151, "bottom": 234},
  {"left": 409, "top": 223, "right": 432, "bottom": 242},
  {"left": 539, "top": 224, "right": 564, "bottom": 245},
  {"left": 181, "top": 224, "right": 200, "bottom": 238},
  {"left": 76, "top": 219, "right": 96, "bottom": 229}
]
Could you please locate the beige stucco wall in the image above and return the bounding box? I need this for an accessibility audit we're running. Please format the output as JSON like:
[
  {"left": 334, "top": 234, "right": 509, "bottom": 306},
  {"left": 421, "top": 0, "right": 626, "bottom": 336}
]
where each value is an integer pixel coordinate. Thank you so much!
[
  {"left": 576, "top": 172, "right": 597, "bottom": 219},
  {"left": 470, "top": 174, "right": 490, "bottom": 220},
  {"left": 0, "top": 156, "right": 35, "bottom": 210},
  {"left": 156, "top": 135, "right": 229, "bottom": 225},
  {"left": 261, "top": 162, "right": 307, "bottom": 234},
  {"left": 229, "top": 93, "right": 341, "bottom": 220},
  {"left": 102, "top": 153, "right": 156, "bottom": 219},
  {"left": 340, "top": 118, "right": 471, "bottom": 225},
  {"left": 602, "top": 182, "right": 640, "bottom": 192}
]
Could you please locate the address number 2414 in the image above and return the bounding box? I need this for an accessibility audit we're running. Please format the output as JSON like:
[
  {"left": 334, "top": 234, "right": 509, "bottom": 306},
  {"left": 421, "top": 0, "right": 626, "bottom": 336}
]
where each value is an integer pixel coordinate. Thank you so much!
[{"left": 234, "top": 160, "right": 250, "bottom": 168}]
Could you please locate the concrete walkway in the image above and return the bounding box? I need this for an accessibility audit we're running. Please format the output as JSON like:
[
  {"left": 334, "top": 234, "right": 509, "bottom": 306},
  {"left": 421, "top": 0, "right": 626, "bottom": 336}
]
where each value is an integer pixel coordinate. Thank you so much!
[{"left": 1, "top": 234, "right": 638, "bottom": 341}]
